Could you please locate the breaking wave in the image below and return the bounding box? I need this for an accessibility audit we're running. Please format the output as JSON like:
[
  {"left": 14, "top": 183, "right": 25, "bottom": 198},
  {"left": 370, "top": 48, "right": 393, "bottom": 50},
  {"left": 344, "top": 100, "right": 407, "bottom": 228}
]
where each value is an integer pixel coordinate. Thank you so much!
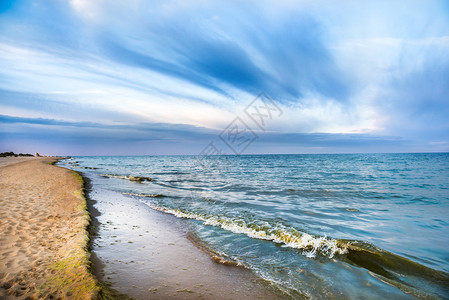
[
  {"left": 142, "top": 202, "right": 348, "bottom": 258},
  {"left": 142, "top": 202, "right": 449, "bottom": 298}
]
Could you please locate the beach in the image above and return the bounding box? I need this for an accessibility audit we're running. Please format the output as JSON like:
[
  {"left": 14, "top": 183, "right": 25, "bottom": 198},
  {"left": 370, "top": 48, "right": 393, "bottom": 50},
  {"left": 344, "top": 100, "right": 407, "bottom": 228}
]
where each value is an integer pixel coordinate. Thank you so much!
[
  {"left": 0, "top": 156, "right": 280, "bottom": 299},
  {"left": 1, "top": 154, "right": 448, "bottom": 299},
  {"left": 0, "top": 157, "right": 99, "bottom": 299}
]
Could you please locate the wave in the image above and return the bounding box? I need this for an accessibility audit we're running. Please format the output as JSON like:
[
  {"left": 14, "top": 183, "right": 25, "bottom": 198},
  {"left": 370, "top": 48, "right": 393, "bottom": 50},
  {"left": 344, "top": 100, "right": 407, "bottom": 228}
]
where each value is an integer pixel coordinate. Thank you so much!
[
  {"left": 142, "top": 202, "right": 348, "bottom": 258},
  {"left": 99, "top": 174, "right": 153, "bottom": 182},
  {"left": 142, "top": 202, "right": 449, "bottom": 298},
  {"left": 341, "top": 241, "right": 449, "bottom": 297},
  {"left": 152, "top": 171, "right": 190, "bottom": 175},
  {"left": 186, "top": 232, "right": 241, "bottom": 266},
  {"left": 123, "top": 192, "right": 167, "bottom": 198},
  {"left": 186, "top": 232, "right": 306, "bottom": 298},
  {"left": 74, "top": 166, "right": 98, "bottom": 170},
  {"left": 99, "top": 174, "right": 128, "bottom": 179}
]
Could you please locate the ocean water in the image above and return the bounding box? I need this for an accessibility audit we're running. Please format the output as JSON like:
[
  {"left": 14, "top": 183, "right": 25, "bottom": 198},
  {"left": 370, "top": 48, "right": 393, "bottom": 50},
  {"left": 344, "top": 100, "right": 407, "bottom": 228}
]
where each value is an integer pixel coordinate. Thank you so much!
[{"left": 59, "top": 153, "right": 449, "bottom": 299}]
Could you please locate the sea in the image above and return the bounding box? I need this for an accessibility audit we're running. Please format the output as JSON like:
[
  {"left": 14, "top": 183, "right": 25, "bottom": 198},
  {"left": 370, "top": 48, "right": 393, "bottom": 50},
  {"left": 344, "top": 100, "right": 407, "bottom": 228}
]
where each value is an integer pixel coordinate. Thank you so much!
[{"left": 58, "top": 153, "right": 449, "bottom": 299}]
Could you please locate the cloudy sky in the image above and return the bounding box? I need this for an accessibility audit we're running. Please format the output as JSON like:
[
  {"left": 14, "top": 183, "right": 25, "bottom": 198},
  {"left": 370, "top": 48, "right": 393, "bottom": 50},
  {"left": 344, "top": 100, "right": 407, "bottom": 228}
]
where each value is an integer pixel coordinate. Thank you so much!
[{"left": 0, "top": 0, "right": 448, "bottom": 155}]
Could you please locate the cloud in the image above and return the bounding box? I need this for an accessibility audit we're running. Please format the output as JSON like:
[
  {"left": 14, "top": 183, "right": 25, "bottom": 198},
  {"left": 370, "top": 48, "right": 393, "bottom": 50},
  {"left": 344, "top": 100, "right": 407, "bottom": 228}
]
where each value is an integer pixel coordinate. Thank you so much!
[
  {"left": 0, "top": 111, "right": 432, "bottom": 155},
  {"left": 95, "top": 1, "right": 351, "bottom": 101},
  {"left": 99, "top": 38, "right": 230, "bottom": 97},
  {"left": 0, "top": 114, "right": 217, "bottom": 141},
  {"left": 374, "top": 37, "right": 449, "bottom": 140},
  {"left": 0, "top": 114, "right": 216, "bottom": 155},
  {"left": 1, "top": 0, "right": 353, "bottom": 101},
  {"left": 0, "top": 0, "right": 448, "bottom": 154},
  {"left": 0, "top": 114, "right": 417, "bottom": 155}
]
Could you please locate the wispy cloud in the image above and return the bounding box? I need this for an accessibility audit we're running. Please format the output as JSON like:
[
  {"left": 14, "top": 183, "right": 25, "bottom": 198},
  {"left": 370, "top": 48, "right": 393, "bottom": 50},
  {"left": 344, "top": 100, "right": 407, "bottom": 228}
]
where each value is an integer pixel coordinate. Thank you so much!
[{"left": 0, "top": 0, "right": 448, "bottom": 154}]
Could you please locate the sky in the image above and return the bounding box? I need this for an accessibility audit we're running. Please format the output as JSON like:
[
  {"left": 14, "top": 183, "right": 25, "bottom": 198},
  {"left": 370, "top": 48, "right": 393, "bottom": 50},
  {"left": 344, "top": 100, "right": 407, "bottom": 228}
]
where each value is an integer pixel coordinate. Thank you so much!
[{"left": 0, "top": 0, "right": 448, "bottom": 155}]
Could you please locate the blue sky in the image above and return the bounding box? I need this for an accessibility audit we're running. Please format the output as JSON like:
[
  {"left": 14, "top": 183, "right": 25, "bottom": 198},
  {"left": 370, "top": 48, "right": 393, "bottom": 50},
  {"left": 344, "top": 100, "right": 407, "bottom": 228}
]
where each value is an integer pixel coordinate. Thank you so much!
[{"left": 0, "top": 0, "right": 448, "bottom": 155}]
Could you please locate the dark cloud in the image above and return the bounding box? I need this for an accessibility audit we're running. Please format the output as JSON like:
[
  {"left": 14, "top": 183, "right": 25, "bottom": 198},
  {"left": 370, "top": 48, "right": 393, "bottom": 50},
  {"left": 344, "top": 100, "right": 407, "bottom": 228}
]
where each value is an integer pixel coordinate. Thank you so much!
[
  {"left": 0, "top": 114, "right": 418, "bottom": 155},
  {"left": 0, "top": 114, "right": 217, "bottom": 142}
]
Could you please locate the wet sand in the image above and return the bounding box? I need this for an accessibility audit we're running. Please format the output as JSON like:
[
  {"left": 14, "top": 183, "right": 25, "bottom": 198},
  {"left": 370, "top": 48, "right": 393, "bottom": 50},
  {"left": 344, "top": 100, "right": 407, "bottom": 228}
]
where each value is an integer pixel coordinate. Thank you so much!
[
  {"left": 0, "top": 156, "right": 282, "bottom": 299},
  {"left": 0, "top": 157, "right": 99, "bottom": 299},
  {"left": 86, "top": 173, "right": 282, "bottom": 299}
]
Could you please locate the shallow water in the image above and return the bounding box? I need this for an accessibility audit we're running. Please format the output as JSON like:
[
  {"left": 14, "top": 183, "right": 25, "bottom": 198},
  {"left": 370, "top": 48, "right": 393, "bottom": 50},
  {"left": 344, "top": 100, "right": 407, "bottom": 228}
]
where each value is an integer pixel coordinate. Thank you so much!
[
  {"left": 59, "top": 153, "right": 449, "bottom": 299},
  {"left": 85, "top": 186, "right": 279, "bottom": 299}
]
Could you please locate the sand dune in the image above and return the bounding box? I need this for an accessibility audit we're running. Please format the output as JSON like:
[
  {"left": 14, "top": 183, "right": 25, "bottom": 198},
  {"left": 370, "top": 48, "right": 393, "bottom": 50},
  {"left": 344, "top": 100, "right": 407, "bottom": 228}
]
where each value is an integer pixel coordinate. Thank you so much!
[{"left": 0, "top": 157, "right": 98, "bottom": 299}]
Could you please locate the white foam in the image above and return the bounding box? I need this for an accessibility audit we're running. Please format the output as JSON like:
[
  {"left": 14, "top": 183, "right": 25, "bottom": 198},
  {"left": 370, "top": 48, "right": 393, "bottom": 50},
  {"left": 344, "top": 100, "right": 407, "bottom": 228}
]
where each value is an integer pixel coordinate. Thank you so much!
[
  {"left": 144, "top": 203, "right": 348, "bottom": 258},
  {"left": 99, "top": 174, "right": 128, "bottom": 179},
  {"left": 123, "top": 192, "right": 166, "bottom": 198}
]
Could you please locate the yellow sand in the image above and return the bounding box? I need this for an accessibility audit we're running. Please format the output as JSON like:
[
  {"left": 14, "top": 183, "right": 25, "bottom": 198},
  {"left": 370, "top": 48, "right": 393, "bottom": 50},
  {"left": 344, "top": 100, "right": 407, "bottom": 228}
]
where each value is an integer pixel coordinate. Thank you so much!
[{"left": 0, "top": 157, "right": 100, "bottom": 299}]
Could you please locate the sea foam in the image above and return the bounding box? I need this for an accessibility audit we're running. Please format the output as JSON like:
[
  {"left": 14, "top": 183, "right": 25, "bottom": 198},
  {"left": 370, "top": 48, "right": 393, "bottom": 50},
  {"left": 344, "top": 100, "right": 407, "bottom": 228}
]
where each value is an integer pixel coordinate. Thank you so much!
[{"left": 143, "top": 202, "right": 348, "bottom": 258}]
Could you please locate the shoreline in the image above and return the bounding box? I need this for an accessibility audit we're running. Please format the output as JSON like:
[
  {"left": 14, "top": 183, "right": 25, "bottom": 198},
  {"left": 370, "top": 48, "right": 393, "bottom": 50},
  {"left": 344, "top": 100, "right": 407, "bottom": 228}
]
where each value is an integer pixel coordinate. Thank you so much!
[
  {"left": 80, "top": 170, "right": 283, "bottom": 299},
  {"left": 80, "top": 174, "right": 131, "bottom": 300},
  {"left": 0, "top": 156, "right": 281, "bottom": 299},
  {"left": 0, "top": 157, "right": 101, "bottom": 299}
]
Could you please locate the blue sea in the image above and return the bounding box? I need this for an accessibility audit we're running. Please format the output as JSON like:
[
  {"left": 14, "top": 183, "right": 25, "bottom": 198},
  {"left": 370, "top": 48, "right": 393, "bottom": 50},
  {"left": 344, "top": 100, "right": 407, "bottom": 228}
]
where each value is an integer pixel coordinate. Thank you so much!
[{"left": 59, "top": 153, "right": 449, "bottom": 298}]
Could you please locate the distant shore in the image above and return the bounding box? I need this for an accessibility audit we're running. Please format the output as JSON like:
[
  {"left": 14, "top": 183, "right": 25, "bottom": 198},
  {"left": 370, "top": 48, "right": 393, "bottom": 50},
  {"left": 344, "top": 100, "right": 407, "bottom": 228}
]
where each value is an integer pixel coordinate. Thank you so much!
[{"left": 0, "top": 157, "right": 99, "bottom": 299}]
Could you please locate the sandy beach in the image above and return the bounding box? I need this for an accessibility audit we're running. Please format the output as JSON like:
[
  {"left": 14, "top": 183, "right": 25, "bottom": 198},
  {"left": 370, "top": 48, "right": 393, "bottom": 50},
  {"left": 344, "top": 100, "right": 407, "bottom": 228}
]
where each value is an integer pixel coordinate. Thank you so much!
[
  {"left": 0, "top": 156, "right": 280, "bottom": 299},
  {"left": 0, "top": 157, "right": 99, "bottom": 299}
]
